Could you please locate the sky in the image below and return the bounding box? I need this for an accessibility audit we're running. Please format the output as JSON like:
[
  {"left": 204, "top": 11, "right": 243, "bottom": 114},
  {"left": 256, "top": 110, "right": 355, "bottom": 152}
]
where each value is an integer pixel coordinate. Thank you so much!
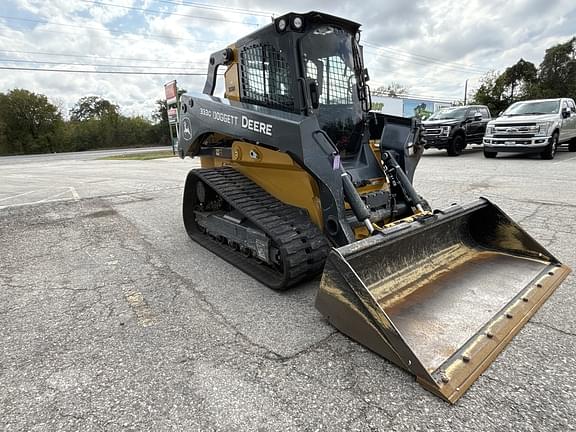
[{"left": 0, "top": 0, "right": 574, "bottom": 119}]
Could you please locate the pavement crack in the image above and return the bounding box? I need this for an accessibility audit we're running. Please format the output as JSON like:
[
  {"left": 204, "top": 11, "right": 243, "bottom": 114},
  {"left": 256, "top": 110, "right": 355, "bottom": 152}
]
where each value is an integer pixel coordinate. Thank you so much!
[
  {"left": 516, "top": 203, "right": 544, "bottom": 224},
  {"left": 528, "top": 320, "right": 576, "bottom": 337},
  {"left": 275, "top": 331, "right": 339, "bottom": 362}
]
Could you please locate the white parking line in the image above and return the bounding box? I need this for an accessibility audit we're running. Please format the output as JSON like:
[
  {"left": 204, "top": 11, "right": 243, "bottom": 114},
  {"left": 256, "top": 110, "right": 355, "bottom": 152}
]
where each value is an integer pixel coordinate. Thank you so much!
[
  {"left": 70, "top": 187, "right": 80, "bottom": 200},
  {"left": 37, "top": 189, "right": 74, "bottom": 203},
  {"left": 0, "top": 197, "right": 73, "bottom": 210},
  {"left": 0, "top": 187, "right": 79, "bottom": 210},
  {"left": 0, "top": 190, "right": 36, "bottom": 202}
]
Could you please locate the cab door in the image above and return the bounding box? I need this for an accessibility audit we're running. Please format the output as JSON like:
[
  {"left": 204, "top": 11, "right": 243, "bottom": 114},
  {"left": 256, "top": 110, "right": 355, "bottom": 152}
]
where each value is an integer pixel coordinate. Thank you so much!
[
  {"left": 567, "top": 99, "right": 576, "bottom": 140},
  {"left": 477, "top": 107, "right": 491, "bottom": 141},
  {"left": 465, "top": 108, "right": 483, "bottom": 143},
  {"left": 560, "top": 100, "right": 573, "bottom": 142}
]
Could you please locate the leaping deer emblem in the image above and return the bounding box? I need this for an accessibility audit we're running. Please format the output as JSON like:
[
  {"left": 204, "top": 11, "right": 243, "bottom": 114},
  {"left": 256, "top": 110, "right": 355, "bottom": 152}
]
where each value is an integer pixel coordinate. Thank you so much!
[{"left": 182, "top": 119, "right": 192, "bottom": 139}]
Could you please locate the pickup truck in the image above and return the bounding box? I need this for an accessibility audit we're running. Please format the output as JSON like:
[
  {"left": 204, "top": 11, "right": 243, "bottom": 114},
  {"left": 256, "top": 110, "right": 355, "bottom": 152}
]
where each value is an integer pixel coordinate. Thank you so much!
[
  {"left": 483, "top": 98, "right": 576, "bottom": 159},
  {"left": 422, "top": 105, "right": 491, "bottom": 156}
]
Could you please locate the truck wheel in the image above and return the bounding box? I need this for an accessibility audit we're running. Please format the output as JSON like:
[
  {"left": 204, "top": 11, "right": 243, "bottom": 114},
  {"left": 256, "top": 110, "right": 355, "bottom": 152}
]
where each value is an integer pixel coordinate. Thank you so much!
[
  {"left": 569, "top": 139, "right": 576, "bottom": 152},
  {"left": 447, "top": 135, "right": 465, "bottom": 156},
  {"left": 483, "top": 149, "right": 497, "bottom": 158},
  {"left": 541, "top": 132, "right": 559, "bottom": 160}
]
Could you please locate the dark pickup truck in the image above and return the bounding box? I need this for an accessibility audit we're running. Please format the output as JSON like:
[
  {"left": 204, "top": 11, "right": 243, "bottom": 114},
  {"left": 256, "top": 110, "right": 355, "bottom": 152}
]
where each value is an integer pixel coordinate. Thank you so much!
[{"left": 422, "top": 105, "right": 491, "bottom": 156}]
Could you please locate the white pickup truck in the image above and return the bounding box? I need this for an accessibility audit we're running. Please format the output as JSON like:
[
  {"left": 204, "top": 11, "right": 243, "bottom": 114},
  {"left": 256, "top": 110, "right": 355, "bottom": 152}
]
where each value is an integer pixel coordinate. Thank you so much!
[{"left": 483, "top": 98, "right": 576, "bottom": 159}]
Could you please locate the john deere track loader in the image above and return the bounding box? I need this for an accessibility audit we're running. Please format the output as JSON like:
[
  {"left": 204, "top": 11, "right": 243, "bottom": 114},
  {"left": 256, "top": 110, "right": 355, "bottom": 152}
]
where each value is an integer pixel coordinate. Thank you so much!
[{"left": 175, "top": 11, "right": 570, "bottom": 402}]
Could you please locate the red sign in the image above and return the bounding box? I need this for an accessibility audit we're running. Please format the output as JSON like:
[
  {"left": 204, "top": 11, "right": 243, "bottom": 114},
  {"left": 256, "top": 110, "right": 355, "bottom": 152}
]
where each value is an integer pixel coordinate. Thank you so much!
[{"left": 164, "top": 80, "right": 177, "bottom": 104}]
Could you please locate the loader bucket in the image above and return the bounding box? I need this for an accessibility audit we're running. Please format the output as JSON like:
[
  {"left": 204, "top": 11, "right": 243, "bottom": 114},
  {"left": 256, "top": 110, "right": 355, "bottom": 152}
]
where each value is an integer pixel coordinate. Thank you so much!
[{"left": 316, "top": 198, "right": 570, "bottom": 403}]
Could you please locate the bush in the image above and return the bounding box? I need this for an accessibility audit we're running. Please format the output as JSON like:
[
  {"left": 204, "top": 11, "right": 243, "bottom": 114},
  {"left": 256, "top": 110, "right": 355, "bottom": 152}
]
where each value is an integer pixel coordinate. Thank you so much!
[{"left": 0, "top": 91, "right": 168, "bottom": 155}]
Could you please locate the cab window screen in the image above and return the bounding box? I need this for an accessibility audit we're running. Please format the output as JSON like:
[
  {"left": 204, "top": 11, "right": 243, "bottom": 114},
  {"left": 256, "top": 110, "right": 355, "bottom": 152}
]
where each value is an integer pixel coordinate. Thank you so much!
[
  {"left": 240, "top": 44, "right": 294, "bottom": 112},
  {"left": 306, "top": 56, "right": 355, "bottom": 105}
]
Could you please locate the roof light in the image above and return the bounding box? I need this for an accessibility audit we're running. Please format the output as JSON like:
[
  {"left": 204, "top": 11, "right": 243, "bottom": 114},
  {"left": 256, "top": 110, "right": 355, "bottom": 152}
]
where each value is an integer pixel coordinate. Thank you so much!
[
  {"left": 277, "top": 18, "right": 287, "bottom": 32},
  {"left": 292, "top": 16, "right": 303, "bottom": 29}
]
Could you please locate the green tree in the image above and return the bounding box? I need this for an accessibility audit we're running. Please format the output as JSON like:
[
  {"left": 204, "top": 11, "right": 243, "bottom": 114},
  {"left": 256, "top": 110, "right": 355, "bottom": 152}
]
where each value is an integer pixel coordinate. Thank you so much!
[
  {"left": 472, "top": 60, "right": 537, "bottom": 115},
  {"left": 70, "top": 96, "right": 119, "bottom": 122},
  {"left": 537, "top": 37, "right": 576, "bottom": 99},
  {"left": 496, "top": 58, "right": 537, "bottom": 101},
  {"left": 470, "top": 72, "right": 507, "bottom": 114},
  {"left": 0, "top": 89, "right": 63, "bottom": 154},
  {"left": 372, "top": 82, "right": 409, "bottom": 97},
  {"left": 150, "top": 99, "right": 171, "bottom": 146}
]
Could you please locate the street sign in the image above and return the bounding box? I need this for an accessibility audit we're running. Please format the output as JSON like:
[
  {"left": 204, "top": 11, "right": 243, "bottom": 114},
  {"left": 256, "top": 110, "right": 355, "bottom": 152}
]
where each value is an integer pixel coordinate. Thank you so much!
[
  {"left": 165, "top": 80, "right": 178, "bottom": 105},
  {"left": 168, "top": 107, "right": 178, "bottom": 124}
]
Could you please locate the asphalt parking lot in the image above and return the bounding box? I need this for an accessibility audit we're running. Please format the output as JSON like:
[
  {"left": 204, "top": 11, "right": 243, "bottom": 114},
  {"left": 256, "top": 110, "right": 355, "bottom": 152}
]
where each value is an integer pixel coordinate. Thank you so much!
[{"left": 1, "top": 146, "right": 575, "bottom": 431}]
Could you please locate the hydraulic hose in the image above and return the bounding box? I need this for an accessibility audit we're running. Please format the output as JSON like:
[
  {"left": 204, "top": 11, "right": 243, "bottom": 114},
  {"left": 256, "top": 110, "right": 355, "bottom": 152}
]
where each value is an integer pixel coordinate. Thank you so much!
[
  {"left": 381, "top": 151, "right": 425, "bottom": 213},
  {"left": 341, "top": 172, "right": 374, "bottom": 234}
]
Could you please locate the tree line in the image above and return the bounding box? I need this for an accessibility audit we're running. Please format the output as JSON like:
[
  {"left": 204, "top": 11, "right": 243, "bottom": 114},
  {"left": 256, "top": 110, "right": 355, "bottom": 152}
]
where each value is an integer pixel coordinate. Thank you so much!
[
  {"left": 0, "top": 91, "right": 170, "bottom": 156},
  {"left": 471, "top": 37, "right": 576, "bottom": 114}
]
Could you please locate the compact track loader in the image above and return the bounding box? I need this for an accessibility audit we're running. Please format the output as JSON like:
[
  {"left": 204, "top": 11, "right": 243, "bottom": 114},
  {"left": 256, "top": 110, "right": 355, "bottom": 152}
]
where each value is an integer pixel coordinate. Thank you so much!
[{"left": 175, "top": 12, "right": 570, "bottom": 402}]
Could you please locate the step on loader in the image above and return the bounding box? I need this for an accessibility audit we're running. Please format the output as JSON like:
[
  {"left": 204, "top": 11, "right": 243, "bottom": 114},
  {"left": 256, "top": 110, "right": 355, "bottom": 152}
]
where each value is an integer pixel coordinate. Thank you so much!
[{"left": 173, "top": 11, "right": 570, "bottom": 402}]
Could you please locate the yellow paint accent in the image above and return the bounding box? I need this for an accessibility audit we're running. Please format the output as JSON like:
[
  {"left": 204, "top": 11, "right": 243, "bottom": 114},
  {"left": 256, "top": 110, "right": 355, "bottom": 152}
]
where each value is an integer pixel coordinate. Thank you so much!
[
  {"left": 224, "top": 63, "right": 240, "bottom": 101},
  {"left": 223, "top": 45, "right": 239, "bottom": 101},
  {"left": 224, "top": 141, "right": 324, "bottom": 229},
  {"left": 200, "top": 155, "right": 229, "bottom": 169},
  {"left": 369, "top": 139, "right": 381, "bottom": 161},
  {"left": 354, "top": 226, "right": 370, "bottom": 239},
  {"left": 382, "top": 211, "right": 432, "bottom": 229},
  {"left": 121, "top": 286, "right": 158, "bottom": 327}
]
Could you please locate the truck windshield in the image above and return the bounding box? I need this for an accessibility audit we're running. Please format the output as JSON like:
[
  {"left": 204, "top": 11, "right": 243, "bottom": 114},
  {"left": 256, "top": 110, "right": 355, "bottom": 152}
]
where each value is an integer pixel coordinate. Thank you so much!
[
  {"left": 301, "top": 25, "right": 364, "bottom": 156},
  {"left": 503, "top": 100, "right": 560, "bottom": 116},
  {"left": 427, "top": 107, "right": 467, "bottom": 120}
]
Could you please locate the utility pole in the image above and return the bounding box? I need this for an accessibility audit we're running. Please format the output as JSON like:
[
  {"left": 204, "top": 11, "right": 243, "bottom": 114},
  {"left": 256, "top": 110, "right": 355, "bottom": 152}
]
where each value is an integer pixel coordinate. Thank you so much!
[{"left": 464, "top": 79, "right": 468, "bottom": 105}]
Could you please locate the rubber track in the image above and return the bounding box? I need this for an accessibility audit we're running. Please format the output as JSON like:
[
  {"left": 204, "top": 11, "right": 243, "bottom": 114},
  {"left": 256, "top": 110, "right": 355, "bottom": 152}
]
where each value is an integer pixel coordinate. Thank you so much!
[{"left": 186, "top": 167, "right": 329, "bottom": 290}]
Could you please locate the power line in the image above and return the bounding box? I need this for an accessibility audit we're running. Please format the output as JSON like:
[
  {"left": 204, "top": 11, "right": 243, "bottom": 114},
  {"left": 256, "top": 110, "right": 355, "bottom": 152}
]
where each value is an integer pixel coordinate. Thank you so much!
[
  {"left": 369, "top": 88, "right": 458, "bottom": 102},
  {"left": 365, "top": 49, "right": 486, "bottom": 76},
  {"left": 81, "top": 0, "right": 261, "bottom": 26},
  {"left": 154, "top": 0, "right": 273, "bottom": 17},
  {"left": 363, "top": 42, "right": 489, "bottom": 74},
  {"left": 365, "top": 48, "right": 487, "bottom": 74},
  {"left": 1, "top": 25, "right": 188, "bottom": 45},
  {"left": 0, "top": 57, "right": 208, "bottom": 71},
  {"left": 0, "top": 49, "right": 207, "bottom": 66},
  {"left": 0, "top": 65, "right": 219, "bottom": 76},
  {"left": 0, "top": 15, "right": 226, "bottom": 44},
  {"left": 369, "top": 44, "right": 490, "bottom": 73}
]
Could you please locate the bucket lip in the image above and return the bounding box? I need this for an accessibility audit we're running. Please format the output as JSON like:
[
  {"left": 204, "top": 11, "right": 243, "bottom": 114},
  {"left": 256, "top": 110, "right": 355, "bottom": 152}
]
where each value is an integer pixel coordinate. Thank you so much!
[{"left": 424, "top": 262, "right": 571, "bottom": 403}]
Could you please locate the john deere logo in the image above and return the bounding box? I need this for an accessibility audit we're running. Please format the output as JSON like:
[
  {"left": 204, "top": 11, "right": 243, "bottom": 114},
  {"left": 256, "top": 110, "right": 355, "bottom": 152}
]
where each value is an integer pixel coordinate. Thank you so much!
[{"left": 182, "top": 118, "right": 192, "bottom": 140}]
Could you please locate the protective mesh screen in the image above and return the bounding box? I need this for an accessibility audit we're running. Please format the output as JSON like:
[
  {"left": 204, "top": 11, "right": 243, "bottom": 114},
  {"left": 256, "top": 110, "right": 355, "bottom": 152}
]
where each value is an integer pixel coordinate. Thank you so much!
[
  {"left": 306, "top": 56, "right": 355, "bottom": 105},
  {"left": 240, "top": 44, "right": 294, "bottom": 112}
]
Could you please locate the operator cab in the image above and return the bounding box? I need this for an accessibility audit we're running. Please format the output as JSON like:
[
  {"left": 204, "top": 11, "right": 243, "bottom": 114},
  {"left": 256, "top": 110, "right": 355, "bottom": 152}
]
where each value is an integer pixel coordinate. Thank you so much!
[{"left": 206, "top": 12, "right": 371, "bottom": 158}]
